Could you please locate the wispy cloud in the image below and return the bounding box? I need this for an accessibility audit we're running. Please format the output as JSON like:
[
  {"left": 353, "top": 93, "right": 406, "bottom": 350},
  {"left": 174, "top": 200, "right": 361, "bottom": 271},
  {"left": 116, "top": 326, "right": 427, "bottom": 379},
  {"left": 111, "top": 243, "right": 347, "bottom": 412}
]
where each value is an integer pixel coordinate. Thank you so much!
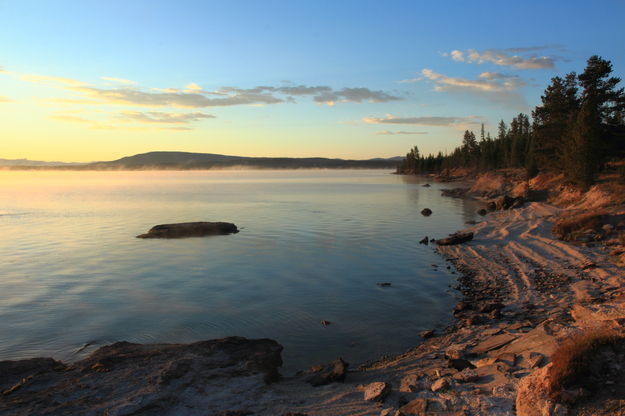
[
  {"left": 450, "top": 50, "right": 464, "bottom": 62},
  {"left": 420, "top": 68, "right": 526, "bottom": 107},
  {"left": 20, "top": 74, "right": 87, "bottom": 86},
  {"left": 116, "top": 111, "right": 215, "bottom": 124},
  {"left": 445, "top": 48, "right": 556, "bottom": 69},
  {"left": 422, "top": 68, "right": 525, "bottom": 92},
  {"left": 364, "top": 114, "right": 479, "bottom": 126},
  {"left": 101, "top": 76, "right": 137, "bottom": 85},
  {"left": 375, "top": 130, "right": 428, "bottom": 135},
  {"left": 20, "top": 72, "right": 400, "bottom": 108},
  {"left": 50, "top": 111, "right": 194, "bottom": 132}
]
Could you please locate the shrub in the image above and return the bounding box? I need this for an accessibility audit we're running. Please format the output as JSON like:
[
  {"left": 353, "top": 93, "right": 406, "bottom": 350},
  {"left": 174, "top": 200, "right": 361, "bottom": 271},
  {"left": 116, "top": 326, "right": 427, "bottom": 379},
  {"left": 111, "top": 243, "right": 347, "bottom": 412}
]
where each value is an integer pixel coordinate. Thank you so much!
[{"left": 548, "top": 328, "right": 624, "bottom": 400}]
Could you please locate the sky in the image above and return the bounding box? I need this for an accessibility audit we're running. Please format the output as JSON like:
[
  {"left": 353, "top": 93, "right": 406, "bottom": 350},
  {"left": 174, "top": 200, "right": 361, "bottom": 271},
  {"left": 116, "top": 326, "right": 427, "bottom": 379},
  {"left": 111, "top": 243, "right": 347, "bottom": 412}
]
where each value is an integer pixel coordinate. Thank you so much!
[{"left": 1, "top": 0, "right": 624, "bottom": 162}]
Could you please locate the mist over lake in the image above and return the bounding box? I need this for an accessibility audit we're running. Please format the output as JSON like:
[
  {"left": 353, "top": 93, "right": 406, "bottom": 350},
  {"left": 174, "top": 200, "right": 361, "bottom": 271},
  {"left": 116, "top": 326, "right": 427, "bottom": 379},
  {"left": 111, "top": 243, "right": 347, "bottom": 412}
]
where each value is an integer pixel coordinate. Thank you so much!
[{"left": 0, "top": 169, "right": 479, "bottom": 372}]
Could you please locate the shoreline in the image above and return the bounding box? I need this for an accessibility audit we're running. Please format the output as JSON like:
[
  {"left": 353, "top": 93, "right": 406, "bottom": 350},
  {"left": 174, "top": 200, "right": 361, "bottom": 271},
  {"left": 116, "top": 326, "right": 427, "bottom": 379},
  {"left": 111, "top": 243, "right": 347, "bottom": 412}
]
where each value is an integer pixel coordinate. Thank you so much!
[{"left": 3, "top": 173, "right": 625, "bottom": 415}]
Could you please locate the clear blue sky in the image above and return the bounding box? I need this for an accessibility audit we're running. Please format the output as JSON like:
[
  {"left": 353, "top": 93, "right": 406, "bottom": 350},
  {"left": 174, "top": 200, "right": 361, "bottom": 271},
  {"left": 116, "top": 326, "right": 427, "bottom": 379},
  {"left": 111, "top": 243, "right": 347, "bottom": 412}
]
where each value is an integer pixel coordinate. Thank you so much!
[{"left": 1, "top": 0, "right": 624, "bottom": 161}]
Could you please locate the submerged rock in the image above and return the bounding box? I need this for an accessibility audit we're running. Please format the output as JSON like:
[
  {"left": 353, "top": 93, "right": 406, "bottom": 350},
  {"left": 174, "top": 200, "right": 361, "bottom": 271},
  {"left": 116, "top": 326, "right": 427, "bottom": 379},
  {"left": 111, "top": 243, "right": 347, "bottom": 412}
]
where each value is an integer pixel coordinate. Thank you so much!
[{"left": 137, "top": 221, "right": 239, "bottom": 238}]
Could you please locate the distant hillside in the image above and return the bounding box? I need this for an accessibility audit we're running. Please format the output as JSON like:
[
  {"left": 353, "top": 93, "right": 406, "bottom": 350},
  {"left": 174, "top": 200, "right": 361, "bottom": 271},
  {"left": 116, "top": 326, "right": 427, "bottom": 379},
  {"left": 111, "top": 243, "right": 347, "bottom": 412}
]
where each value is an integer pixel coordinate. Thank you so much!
[
  {"left": 0, "top": 158, "right": 84, "bottom": 167},
  {"left": 85, "top": 151, "right": 401, "bottom": 170}
]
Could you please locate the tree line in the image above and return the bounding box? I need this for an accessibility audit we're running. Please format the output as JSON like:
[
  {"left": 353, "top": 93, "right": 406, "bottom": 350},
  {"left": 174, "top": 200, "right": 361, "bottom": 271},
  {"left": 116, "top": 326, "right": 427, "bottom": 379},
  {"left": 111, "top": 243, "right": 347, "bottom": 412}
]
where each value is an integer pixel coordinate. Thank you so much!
[{"left": 397, "top": 56, "right": 625, "bottom": 187}]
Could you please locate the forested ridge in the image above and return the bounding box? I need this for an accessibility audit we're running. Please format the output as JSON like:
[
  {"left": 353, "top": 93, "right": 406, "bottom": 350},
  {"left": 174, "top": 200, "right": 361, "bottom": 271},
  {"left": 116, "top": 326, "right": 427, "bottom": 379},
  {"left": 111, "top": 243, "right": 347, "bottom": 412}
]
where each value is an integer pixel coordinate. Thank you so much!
[{"left": 397, "top": 56, "right": 625, "bottom": 187}]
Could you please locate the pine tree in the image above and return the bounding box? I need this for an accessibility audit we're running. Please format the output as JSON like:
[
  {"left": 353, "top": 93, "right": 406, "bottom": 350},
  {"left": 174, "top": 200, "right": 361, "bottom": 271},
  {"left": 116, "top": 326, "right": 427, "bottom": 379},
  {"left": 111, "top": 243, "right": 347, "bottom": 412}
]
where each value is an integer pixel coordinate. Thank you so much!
[
  {"left": 532, "top": 73, "right": 579, "bottom": 171},
  {"left": 578, "top": 55, "right": 625, "bottom": 160},
  {"left": 565, "top": 100, "right": 601, "bottom": 187}
]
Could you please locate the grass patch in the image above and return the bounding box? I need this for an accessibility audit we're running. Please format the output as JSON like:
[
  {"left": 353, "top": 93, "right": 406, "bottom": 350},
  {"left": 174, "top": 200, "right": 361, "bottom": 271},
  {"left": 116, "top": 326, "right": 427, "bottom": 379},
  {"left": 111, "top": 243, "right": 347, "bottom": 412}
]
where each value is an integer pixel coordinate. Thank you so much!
[{"left": 548, "top": 328, "right": 625, "bottom": 401}]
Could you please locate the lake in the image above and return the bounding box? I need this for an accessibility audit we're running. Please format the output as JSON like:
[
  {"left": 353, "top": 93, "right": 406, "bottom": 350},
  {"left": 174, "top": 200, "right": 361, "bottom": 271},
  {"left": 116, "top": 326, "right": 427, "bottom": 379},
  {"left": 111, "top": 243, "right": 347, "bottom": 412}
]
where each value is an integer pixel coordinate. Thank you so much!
[{"left": 0, "top": 169, "right": 478, "bottom": 373}]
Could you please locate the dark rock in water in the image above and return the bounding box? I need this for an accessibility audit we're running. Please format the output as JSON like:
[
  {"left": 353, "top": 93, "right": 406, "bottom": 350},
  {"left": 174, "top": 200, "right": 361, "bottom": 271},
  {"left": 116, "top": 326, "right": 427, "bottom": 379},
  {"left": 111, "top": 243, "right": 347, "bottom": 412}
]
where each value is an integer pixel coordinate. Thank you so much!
[
  {"left": 477, "top": 208, "right": 488, "bottom": 216},
  {"left": 487, "top": 201, "right": 497, "bottom": 211},
  {"left": 137, "top": 221, "right": 238, "bottom": 238},
  {"left": 0, "top": 337, "right": 283, "bottom": 415},
  {"left": 320, "top": 320, "right": 332, "bottom": 326},
  {"left": 430, "top": 238, "right": 436, "bottom": 243},
  {"left": 422, "top": 183, "right": 431, "bottom": 187},
  {"left": 436, "top": 232, "right": 474, "bottom": 246},
  {"left": 377, "top": 282, "right": 392, "bottom": 287},
  {"left": 419, "top": 236, "right": 429, "bottom": 245},
  {"left": 421, "top": 208, "right": 433, "bottom": 216},
  {"left": 306, "top": 358, "right": 348, "bottom": 386},
  {"left": 420, "top": 330, "right": 434, "bottom": 339}
]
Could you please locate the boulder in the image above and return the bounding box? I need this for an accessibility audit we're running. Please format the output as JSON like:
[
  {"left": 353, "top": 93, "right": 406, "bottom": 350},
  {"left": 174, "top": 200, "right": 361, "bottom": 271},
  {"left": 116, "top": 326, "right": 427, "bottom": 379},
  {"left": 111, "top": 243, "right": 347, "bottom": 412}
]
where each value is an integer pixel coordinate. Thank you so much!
[
  {"left": 0, "top": 337, "right": 283, "bottom": 416},
  {"left": 137, "top": 221, "right": 239, "bottom": 238},
  {"left": 436, "top": 232, "right": 474, "bottom": 246},
  {"left": 306, "top": 358, "right": 348, "bottom": 386},
  {"left": 363, "top": 381, "right": 391, "bottom": 402},
  {"left": 419, "top": 236, "right": 429, "bottom": 245},
  {"left": 516, "top": 364, "right": 568, "bottom": 416},
  {"left": 421, "top": 208, "right": 433, "bottom": 216},
  {"left": 399, "top": 374, "right": 421, "bottom": 392},
  {"left": 477, "top": 208, "right": 488, "bottom": 216}
]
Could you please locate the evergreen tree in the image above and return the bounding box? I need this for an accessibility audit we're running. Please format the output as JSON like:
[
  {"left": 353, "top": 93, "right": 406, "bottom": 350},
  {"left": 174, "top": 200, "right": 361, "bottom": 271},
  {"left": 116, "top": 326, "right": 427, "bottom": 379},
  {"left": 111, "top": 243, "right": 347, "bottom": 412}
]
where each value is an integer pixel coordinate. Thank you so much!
[
  {"left": 578, "top": 55, "right": 625, "bottom": 160},
  {"left": 532, "top": 73, "right": 579, "bottom": 171},
  {"left": 566, "top": 100, "right": 601, "bottom": 187}
]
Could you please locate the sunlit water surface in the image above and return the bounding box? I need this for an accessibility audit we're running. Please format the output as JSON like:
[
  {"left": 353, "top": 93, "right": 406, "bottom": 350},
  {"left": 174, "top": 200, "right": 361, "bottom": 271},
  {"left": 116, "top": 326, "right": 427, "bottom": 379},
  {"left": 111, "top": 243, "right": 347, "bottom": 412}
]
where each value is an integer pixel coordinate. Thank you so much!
[{"left": 0, "top": 170, "right": 478, "bottom": 373}]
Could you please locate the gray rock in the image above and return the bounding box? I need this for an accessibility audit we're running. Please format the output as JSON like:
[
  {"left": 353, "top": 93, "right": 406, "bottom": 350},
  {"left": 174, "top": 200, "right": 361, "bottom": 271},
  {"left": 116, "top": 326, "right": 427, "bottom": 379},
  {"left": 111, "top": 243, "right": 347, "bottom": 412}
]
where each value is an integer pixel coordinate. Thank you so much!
[{"left": 137, "top": 221, "right": 238, "bottom": 238}]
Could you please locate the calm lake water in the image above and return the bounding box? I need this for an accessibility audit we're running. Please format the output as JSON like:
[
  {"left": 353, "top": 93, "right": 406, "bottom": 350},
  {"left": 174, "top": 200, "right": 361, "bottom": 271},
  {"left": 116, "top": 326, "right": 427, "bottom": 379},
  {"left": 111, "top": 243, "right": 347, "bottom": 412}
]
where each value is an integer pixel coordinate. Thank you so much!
[{"left": 0, "top": 170, "right": 478, "bottom": 373}]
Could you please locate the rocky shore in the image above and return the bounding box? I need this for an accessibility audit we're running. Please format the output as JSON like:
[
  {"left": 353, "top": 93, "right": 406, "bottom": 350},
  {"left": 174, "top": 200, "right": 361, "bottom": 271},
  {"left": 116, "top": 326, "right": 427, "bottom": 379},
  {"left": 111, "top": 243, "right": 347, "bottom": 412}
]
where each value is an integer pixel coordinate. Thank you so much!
[{"left": 3, "top": 171, "right": 625, "bottom": 415}]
